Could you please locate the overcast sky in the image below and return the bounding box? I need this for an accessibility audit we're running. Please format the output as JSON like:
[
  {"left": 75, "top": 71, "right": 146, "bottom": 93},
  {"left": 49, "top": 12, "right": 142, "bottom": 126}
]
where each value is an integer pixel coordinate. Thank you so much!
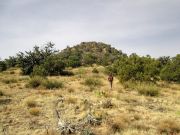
[{"left": 0, "top": 0, "right": 180, "bottom": 59}]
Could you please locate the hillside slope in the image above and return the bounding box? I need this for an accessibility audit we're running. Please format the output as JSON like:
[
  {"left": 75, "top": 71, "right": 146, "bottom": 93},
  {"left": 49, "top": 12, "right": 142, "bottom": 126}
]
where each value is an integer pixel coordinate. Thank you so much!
[{"left": 58, "top": 42, "right": 126, "bottom": 67}]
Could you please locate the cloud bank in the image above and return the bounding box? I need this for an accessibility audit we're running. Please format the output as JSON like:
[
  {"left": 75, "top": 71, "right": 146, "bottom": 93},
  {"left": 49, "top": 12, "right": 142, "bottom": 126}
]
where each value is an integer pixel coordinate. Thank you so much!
[{"left": 0, "top": 0, "right": 180, "bottom": 59}]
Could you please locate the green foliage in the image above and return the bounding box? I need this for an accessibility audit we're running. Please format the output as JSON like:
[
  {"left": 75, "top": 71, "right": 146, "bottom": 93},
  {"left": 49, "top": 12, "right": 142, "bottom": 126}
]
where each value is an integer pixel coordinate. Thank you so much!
[
  {"left": 82, "top": 53, "right": 96, "bottom": 65},
  {"left": 114, "top": 54, "right": 159, "bottom": 82},
  {"left": 59, "top": 42, "right": 125, "bottom": 67},
  {"left": 160, "top": 54, "right": 180, "bottom": 82},
  {"left": 31, "top": 55, "right": 65, "bottom": 76},
  {"left": 17, "top": 42, "right": 57, "bottom": 75},
  {"left": 32, "top": 65, "right": 47, "bottom": 76},
  {"left": 157, "top": 56, "right": 170, "bottom": 69},
  {"left": 5, "top": 56, "right": 17, "bottom": 68},
  {"left": 105, "top": 65, "right": 117, "bottom": 75},
  {"left": 81, "top": 129, "right": 95, "bottom": 135},
  {"left": 42, "top": 55, "right": 65, "bottom": 76},
  {"left": 0, "top": 61, "right": 7, "bottom": 72}
]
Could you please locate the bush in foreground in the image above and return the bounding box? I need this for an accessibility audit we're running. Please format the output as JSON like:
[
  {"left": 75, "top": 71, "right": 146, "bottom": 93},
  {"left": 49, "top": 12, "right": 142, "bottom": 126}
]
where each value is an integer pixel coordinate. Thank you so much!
[
  {"left": 157, "top": 119, "right": 180, "bottom": 134},
  {"left": 29, "top": 108, "right": 40, "bottom": 116},
  {"left": 26, "top": 99, "right": 37, "bottom": 108},
  {"left": 137, "top": 83, "right": 159, "bottom": 96},
  {"left": 27, "top": 76, "right": 63, "bottom": 89},
  {"left": 92, "top": 68, "right": 99, "bottom": 74},
  {"left": 42, "top": 80, "right": 63, "bottom": 89},
  {"left": 27, "top": 76, "right": 45, "bottom": 88},
  {"left": 84, "top": 78, "right": 102, "bottom": 87},
  {"left": 122, "top": 81, "right": 160, "bottom": 97}
]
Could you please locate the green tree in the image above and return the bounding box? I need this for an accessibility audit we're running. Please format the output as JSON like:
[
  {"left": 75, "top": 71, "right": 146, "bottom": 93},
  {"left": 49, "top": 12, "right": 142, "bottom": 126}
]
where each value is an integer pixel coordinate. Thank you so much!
[
  {"left": 5, "top": 56, "right": 17, "bottom": 68},
  {"left": 114, "top": 54, "right": 159, "bottom": 82},
  {"left": 160, "top": 54, "right": 180, "bottom": 82},
  {"left": 42, "top": 55, "right": 65, "bottom": 76},
  {"left": 17, "top": 42, "right": 57, "bottom": 75},
  {"left": 0, "top": 61, "right": 7, "bottom": 72}
]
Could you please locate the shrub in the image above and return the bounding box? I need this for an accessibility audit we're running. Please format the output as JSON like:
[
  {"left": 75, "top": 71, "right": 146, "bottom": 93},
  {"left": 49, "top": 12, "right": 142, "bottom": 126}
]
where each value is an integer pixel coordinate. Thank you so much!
[
  {"left": 42, "top": 54, "right": 65, "bottom": 76},
  {"left": 0, "top": 90, "right": 4, "bottom": 96},
  {"left": 10, "top": 71, "right": 15, "bottom": 74},
  {"left": 29, "top": 108, "right": 40, "bottom": 116},
  {"left": 0, "top": 61, "right": 7, "bottom": 72},
  {"left": 59, "top": 70, "right": 74, "bottom": 76},
  {"left": 137, "top": 83, "right": 159, "bottom": 97},
  {"left": 157, "top": 119, "right": 180, "bottom": 134},
  {"left": 114, "top": 54, "right": 160, "bottom": 82},
  {"left": 102, "top": 99, "right": 113, "bottom": 108},
  {"left": 122, "top": 81, "right": 160, "bottom": 97},
  {"left": 92, "top": 68, "right": 99, "bottom": 74},
  {"left": 108, "top": 114, "right": 130, "bottom": 133},
  {"left": 81, "top": 129, "right": 95, "bottom": 135},
  {"left": 84, "top": 78, "right": 102, "bottom": 87},
  {"left": 17, "top": 42, "right": 57, "bottom": 75},
  {"left": 26, "top": 99, "right": 37, "bottom": 108},
  {"left": 160, "top": 54, "right": 180, "bottom": 82},
  {"left": 27, "top": 76, "right": 45, "bottom": 88},
  {"left": 42, "top": 80, "right": 63, "bottom": 89},
  {"left": 32, "top": 65, "right": 47, "bottom": 76}
]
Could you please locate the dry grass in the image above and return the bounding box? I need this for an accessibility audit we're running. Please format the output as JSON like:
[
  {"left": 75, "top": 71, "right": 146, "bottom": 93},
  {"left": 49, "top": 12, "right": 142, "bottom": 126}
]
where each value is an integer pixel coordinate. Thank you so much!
[
  {"left": 29, "top": 107, "right": 40, "bottom": 116},
  {"left": 123, "top": 81, "right": 160, "bottom": 96},
  {"left": 66, "top": 96, "right": 77, "bottom": 104},
  {"left": 157, "top": 119, "right": 180, "bottom": 134},
  {"left": 107, "top": 114, "right": 130, "bottom": 134},
  {"left": 26, "top": 99, "right": 37, "bottom": 108},
  {"left": 2, "top": 78, "right": 18, "bottom": 84},
  {"left": 84, "top": 77, "right": 102, "bottom": 87},
  {"left": 0, "top": 66, "right": 180, "bottom": 135}
]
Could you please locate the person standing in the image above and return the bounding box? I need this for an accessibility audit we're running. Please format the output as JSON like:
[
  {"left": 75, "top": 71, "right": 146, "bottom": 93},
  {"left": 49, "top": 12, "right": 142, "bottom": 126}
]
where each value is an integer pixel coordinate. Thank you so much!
[{"left": 108, "top": 73, "right": 114, "bottom": 89}]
